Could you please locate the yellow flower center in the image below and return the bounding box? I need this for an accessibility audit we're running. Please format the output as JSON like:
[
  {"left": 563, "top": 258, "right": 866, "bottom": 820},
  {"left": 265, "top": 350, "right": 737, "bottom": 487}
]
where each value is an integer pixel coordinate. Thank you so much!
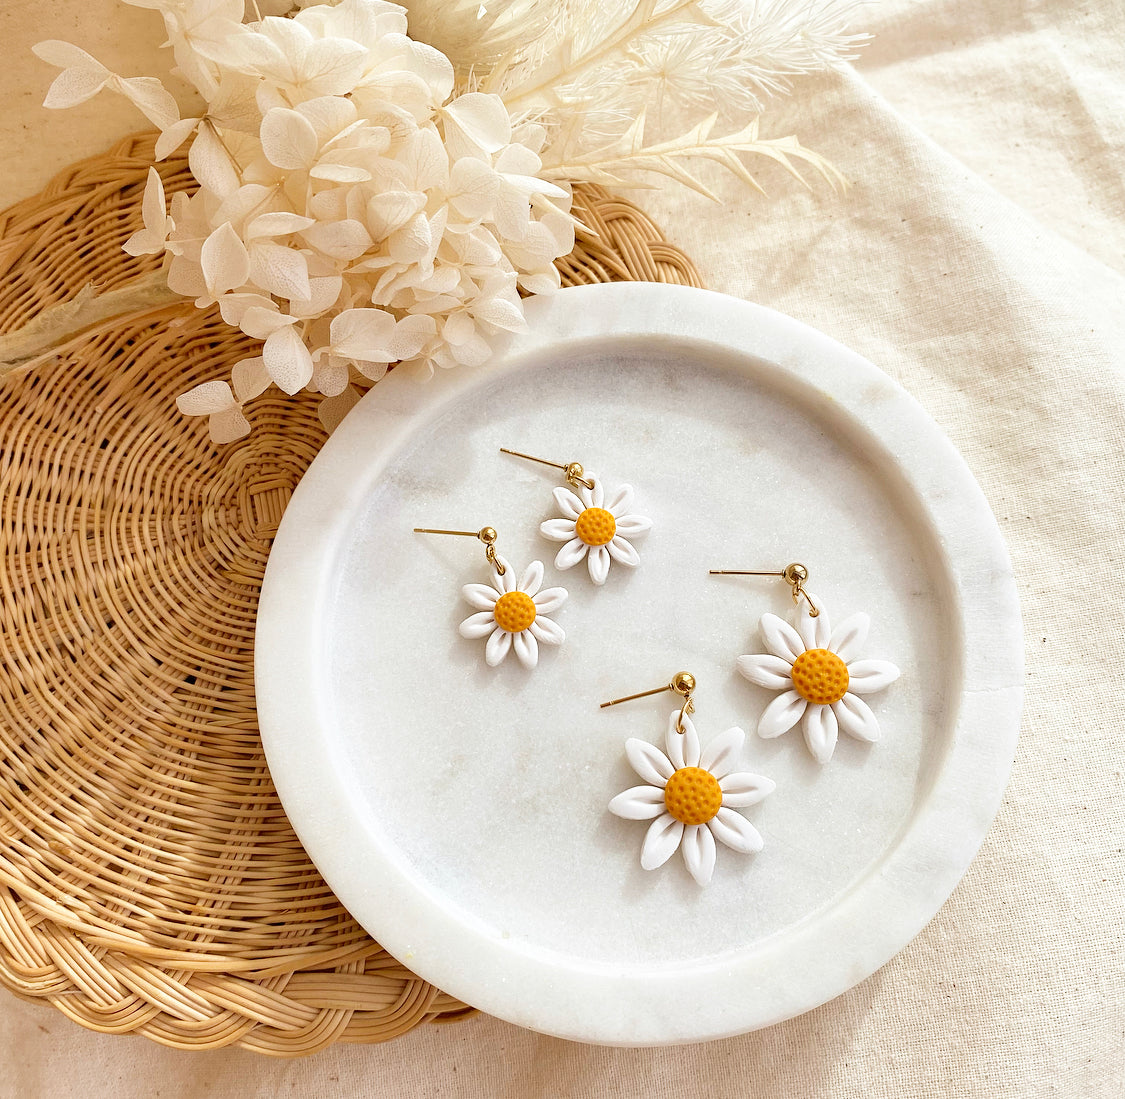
[
  {"left": 790, "top": 648, "right": 849, "bottom": 705},
  {"left": 493, "top": 590, "right": 537, "bottom": 633},
  {"left": 574, "top": 507, "right": 616, "bottom": 546},
  {"left": 663, "top": 767, "right": 723, "bottom": 826}
]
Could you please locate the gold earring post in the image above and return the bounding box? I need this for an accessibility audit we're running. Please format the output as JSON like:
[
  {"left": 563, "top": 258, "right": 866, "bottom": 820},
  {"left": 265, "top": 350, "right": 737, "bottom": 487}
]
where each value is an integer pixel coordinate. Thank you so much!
[
  {"left": 708, "top": 562, "right": 818, "bottom": 617},
  {"left": 499, "top": 448, "right": 595, "bottom": 491},
  {"left": 414, "top": 525, "right": 506, "bottom": 575},
  {"left": 601, "top": 671, "right": 697, "bottom": 733}
]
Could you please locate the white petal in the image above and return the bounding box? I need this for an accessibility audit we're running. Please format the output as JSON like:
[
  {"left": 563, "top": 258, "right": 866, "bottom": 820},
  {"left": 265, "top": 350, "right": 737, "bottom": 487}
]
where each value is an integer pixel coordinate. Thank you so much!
[
  {"left": 625, "top": 739, "right": 674, "bottom": 786},
  {"left": 608, "top": 785, "right": 665, "bottom": 820},
  {"left": 758, "top": 690, "right": 806, "bottom": 739},
  {"left": 461, "top": 584, "right": 499, "bottom": 611},
  {"left": 551, "top": 486, "right": 583, "bottom": 520},
  {"left": 613, "top": 514, "right": 652, "bottom": 538},
  {"left": 139, "top": 167, "right": 167, "bottom": 234},
  {"left": 330, "top": 307, "right": 396, "bottom": 363},
  {"left": 666, "top": 711, "right": 700, "bottom": 769},
  {"left": 760, "top": 614, "right": 804, "bottom": 662},
  {"left": 317, "top": 386, "right": 360, "bottom": 434},
  {"left": 513, "top": 629, "right": 538, "bottom": 669},
  {"left": 554, "top": 538, "right": 587, "bottom": 571},
  {"left": 539, "top": 518, "right": 576, "bottom": 542},
  {"left": 796, "top": 593, "right": 831, "bottom": 650},
  {"left": 302, "top": 219, "right": 372, "bottom": 261},
  {"left": 833, "top": 693, "right": 882, "bottom": 742},
  {"left": 240, "top": 305, "right": 294, "bottom": 340},
  {"left": 200, "top": 222, "right": 251, "bottom": 297},
  {"left": 247, "top": 211, "right": 317, "bottom": 238},
  {"left": 681, "top": 824, "right": 716, "bottom": 886},
  {"left": 260, "top": 107, "right": 318, "bottom": 170},
  {"left": 206, "top": 406, "right": 251, "bottom": 444},
  {"left": 249, "top": 242, "right": 310, "bottom": 301},
  {"left": 309, "top": 162, "right": 371, "bottom": 183},
  {"left": 154, "top": 117, "right": 198, "bottom": 161},
  {"left": 122, "top": 227, "right": 166, "bottom": 257},
  {"left": 392, "top": 315, "right": 437, "bottom": 363},
  {"left": 442, "top": 92, "right": 511, "bottom": 157},
  {"left": 231, "top": 356, "right": 271, "bottom": 403},
  {"left": 263, "top": 325, "right": 314, "bottom": 395},
  {"left": 829, "top": 612, "right": 870, "bottom": 662},
  {"left": 459, "top": 610, "right": 497, "bottom": 639},
  {"left": 115, "top": 75, "right": 179, "bottom": 131},
  {"left": 484, "top": 628, "right": 512, "bottom": 666},
  {"left": 588, "top": 476, "right": 604, "bottom": 509},
  {"left": 176, "top": 379, "right": 234, "bottom": 416},
  {"left": 700, "top": 727, "right": 745, "bottom": 779},
  {"left": 188, "top": 123, "right": 239, "bottom": 197},
  {"left": 718, "top": 772, "right": 776, "bottom": 807},
  {"left": 491, "top": 555, "right": 516, "bottom": 593},
  {"left": 32, "top": 40, "right": 105, "bottom": 71},
  {"left": 845, "top": 659, "right": 901, "bottom": 694},
  {"left": 606, "top": 536, "right": 640, "bottom": 567},
  {"left": 587, "top": 544, "right": 611, "bottom": 585},
  {"left": 708, "top": 807, "right": 764, "bottom": 853},
  {"left": 518, "top": 560, "right": 543, "bottom": 597},
  {"left": 640, "top": 815, "right": 683, "bottom": 870},
  {"left": 604, "top": 483, "right": 634, "bottom": 515},
  {"left": 470, "top": 295, "right": 526, "bottom": 333},
  {"left": 803, "top": 703, "right": 839, "bottom": 764},
  {"left": 531, "top": 587, "right": 567, "bottom": 615},
  {"left": 42, "top": 66, "right": 108, "bottom": 110},
  {"left": 736, "top": 653, "right": 793, "bottom": 690},
  {"left": 528, "top": 616, "right": 564, "bottom": 646}
]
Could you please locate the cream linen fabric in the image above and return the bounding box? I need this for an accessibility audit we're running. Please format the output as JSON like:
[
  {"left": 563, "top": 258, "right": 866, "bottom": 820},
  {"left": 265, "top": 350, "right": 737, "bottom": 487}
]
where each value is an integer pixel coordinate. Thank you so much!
[{"left": 1, "top": 0, "right": 1122, "bottom": 1095}]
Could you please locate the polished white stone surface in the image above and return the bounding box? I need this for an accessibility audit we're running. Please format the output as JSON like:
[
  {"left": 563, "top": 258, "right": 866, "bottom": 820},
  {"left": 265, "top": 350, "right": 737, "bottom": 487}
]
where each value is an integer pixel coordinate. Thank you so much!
[{"left": 255, "top": 283, "right": 1022, "bottom": 1044}]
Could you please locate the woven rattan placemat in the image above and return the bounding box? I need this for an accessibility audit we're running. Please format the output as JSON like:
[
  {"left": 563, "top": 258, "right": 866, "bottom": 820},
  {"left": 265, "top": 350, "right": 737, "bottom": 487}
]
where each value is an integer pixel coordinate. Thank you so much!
[{"left": 0, "top": 132, "right": 702, "bottom": 1055}]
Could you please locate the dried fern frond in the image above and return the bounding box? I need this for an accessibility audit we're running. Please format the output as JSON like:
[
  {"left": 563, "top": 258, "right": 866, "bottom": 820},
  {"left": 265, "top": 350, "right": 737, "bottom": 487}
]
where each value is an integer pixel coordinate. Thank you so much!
[{"left": 541, "top": 111, "right": 846, "bottom": 200}]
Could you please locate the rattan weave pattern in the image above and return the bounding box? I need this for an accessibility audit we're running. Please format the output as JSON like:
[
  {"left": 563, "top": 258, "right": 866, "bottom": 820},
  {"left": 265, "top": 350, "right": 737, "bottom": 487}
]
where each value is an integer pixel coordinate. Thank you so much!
[{"left": 0, "top": 132, "right": 702, "bottom": 1055}]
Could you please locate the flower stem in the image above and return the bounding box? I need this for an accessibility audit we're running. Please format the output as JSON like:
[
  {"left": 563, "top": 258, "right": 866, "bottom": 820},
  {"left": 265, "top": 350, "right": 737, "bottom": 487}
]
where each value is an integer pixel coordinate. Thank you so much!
[{"left": 0, "top": 270, "right": 184, "bottom": 380}]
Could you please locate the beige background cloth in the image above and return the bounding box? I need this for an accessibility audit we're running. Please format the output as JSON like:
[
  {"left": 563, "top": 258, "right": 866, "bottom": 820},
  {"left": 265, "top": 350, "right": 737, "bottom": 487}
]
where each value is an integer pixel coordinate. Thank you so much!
[{"left": 1, "top": 0, "right": 1122, "bottom": 1094}]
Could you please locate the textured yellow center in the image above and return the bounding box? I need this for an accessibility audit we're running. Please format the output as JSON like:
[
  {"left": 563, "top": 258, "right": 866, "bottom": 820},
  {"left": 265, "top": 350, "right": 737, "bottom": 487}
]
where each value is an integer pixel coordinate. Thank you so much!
[
  {"left": 574, "top": 507, "right": 616, "bottom": 546},
  {"left": 790, "top": 648, "right": 849, "bottom": 705},
  {"left": 663, "top": 767, "right": 723, "bottom": 826},
  {"left": 493, "top": 590, "right": 537, "bottom": 633}
]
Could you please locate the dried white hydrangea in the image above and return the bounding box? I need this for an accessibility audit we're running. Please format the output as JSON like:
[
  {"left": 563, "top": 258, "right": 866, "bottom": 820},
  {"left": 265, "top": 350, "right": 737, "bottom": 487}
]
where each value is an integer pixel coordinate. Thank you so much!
[{"left": 35, "top": 0, "right": 575, "bottom": 439}]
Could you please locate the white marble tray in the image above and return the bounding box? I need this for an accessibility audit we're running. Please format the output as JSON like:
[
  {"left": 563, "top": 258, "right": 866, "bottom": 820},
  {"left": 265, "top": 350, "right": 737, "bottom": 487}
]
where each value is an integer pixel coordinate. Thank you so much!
[{"left": 255, "top": 283, "right": 1022, "bottom": 1045}]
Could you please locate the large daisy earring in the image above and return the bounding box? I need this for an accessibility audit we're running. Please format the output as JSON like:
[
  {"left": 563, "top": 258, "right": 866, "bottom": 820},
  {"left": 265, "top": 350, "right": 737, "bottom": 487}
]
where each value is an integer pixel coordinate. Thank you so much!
[
  {"left": 413, "top": 525, "right": 567, "bottom": 670},
  {"left": 500, "top": 448, "right": 652, "bottom": 585},
  {"left": 603, "top": 672, "right": 775, "bottom": 887},
  {"left": 711, "top": 563, "right": 901, "bottom": 764}
]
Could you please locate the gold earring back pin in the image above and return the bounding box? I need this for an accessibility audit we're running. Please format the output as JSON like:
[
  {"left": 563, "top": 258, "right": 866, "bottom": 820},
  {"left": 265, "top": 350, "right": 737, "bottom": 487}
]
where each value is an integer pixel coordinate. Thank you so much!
[
  {"left": 414, "top": 525, "right": 505, "bottom": 575},
  {"left": 499, "top": 448, "right": 595, "bottom": 490},
  {"left": 708, "top": 562, "right": 818, "bottom": 616},
  {"left": 601, "top": 671, "right": 696, "bottom": 733}
]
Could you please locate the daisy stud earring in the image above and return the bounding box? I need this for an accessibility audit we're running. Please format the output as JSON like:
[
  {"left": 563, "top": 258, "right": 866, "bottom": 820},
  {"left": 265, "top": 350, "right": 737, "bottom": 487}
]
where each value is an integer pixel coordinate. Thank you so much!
[
  {"left": 711, "top": 563, "right": 901, "bottom": 764},
  {"left": 604, "top": 672, "right": 775, "bottom": 887},
  {"left": 500, "top": 448, "right": 652, "bottom": 585},
  {"left": 413, "top": 525, "right": 567, "bottom": 670}
]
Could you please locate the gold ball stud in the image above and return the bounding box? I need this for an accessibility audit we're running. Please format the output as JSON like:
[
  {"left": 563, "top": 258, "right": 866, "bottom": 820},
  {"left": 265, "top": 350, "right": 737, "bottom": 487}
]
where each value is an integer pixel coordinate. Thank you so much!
[
  {"left": 478, "top": 526, "right": 498, "bottom": 546},
  {"left": 670, "top": 671, "right": 696, "bottom": 696},
  {"left": 783, "top": 562, "right": 808, "bottom": 586}
]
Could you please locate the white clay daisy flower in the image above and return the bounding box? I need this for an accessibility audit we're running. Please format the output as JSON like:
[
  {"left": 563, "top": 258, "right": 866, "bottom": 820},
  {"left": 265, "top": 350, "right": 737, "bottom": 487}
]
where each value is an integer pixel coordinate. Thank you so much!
[
  {"left": 539, "top": 474, "right": 652, "bottom": 585},
  {"left": 459, "top": 557, "right": 567, "bottom": 669},
  {"left": 736, "top": 593, "right": 900, "bottom": 764},
  {"left": 609, "top": 712, "right": 774, "bottom": 887}
]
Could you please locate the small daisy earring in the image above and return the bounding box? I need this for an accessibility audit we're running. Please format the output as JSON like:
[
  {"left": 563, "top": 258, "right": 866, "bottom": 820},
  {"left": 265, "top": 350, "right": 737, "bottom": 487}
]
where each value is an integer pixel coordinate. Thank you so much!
[
  {"left": 603, "top": 672, "right": 775, "bottom": 887},
  {"left": 413, "top": 525, "right": 567, "bottom": 669},
  {"left": 710, "top": 563, "right": 901, "bottom": 764},
  {"left": 500, "top": 448, "right": 652, "bottom": 585}
]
